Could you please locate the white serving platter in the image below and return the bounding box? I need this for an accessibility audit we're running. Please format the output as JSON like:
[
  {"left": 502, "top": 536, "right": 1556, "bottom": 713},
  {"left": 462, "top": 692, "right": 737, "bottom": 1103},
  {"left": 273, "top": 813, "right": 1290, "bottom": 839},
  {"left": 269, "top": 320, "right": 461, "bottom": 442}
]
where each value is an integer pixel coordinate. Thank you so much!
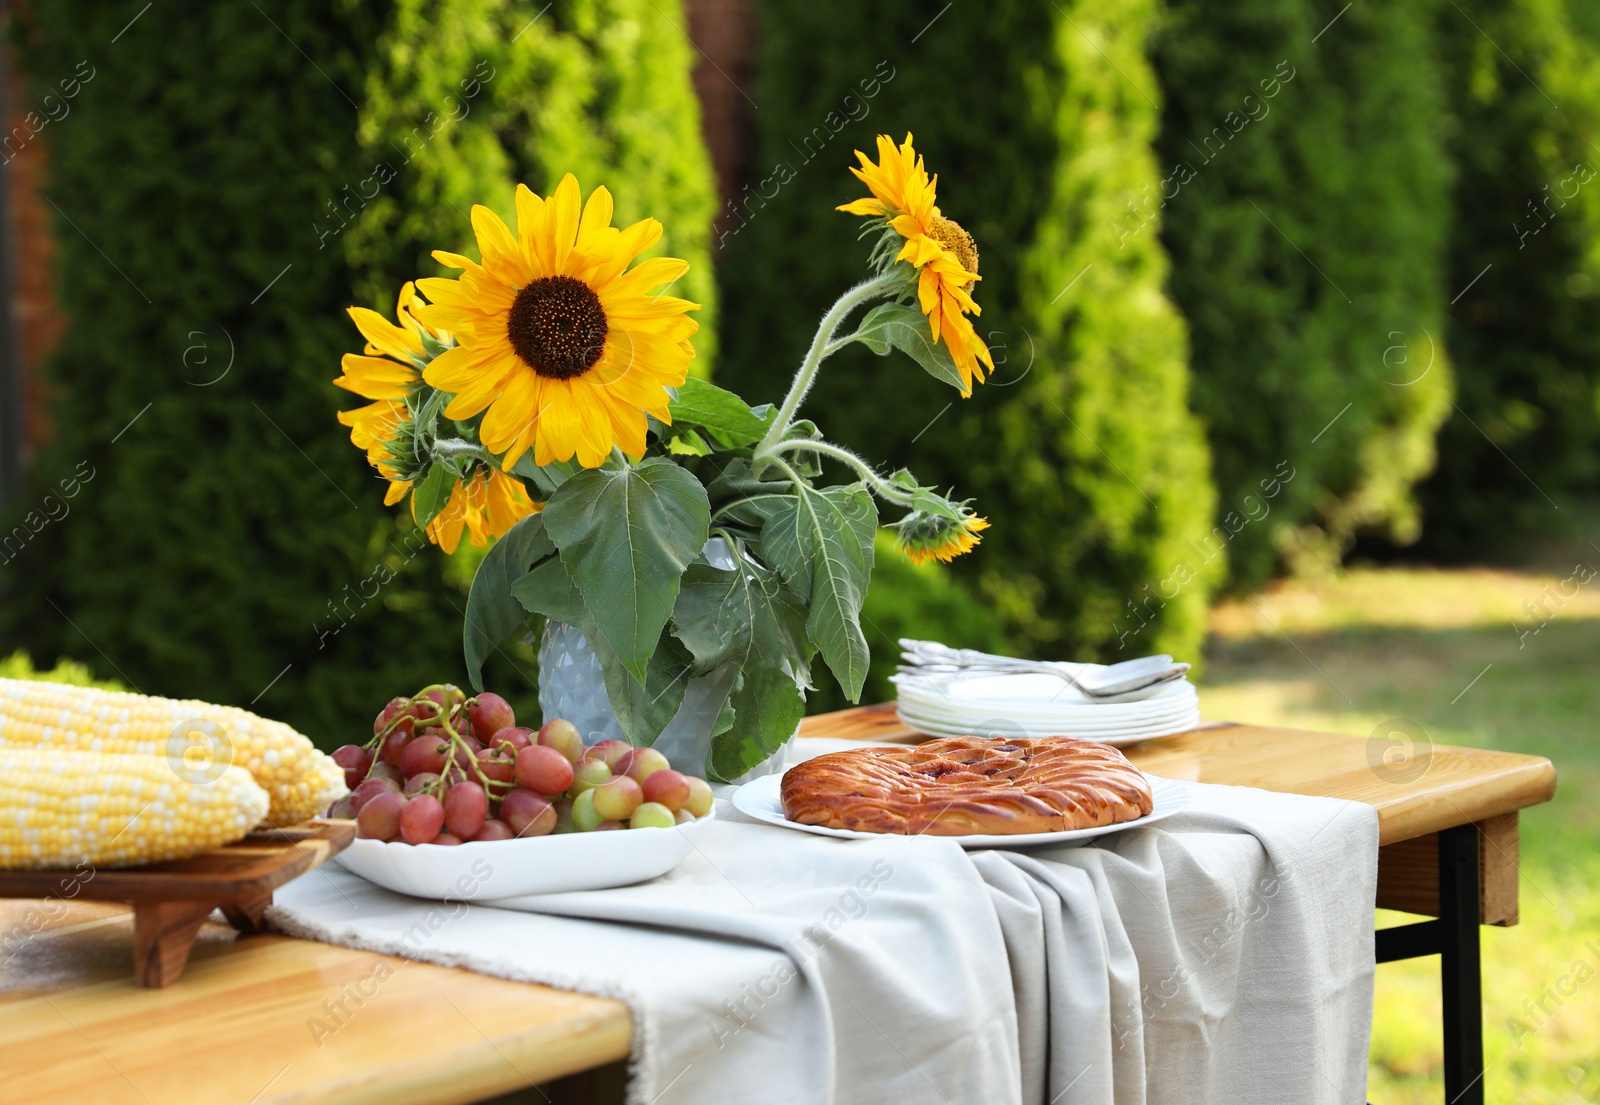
[
  {"left": 731, "top": 772, "right": 1191, "bottom": 849},
  {"left": 334, "top": 804, "right": 716, "bottom": 900}
]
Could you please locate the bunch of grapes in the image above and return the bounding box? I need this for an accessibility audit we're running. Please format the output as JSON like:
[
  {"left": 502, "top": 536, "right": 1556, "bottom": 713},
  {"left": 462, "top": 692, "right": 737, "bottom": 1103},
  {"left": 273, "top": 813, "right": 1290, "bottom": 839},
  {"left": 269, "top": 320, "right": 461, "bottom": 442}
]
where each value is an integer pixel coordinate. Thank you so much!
[{"left": 327, "top": 685, "right": 715, "bottom": 844}]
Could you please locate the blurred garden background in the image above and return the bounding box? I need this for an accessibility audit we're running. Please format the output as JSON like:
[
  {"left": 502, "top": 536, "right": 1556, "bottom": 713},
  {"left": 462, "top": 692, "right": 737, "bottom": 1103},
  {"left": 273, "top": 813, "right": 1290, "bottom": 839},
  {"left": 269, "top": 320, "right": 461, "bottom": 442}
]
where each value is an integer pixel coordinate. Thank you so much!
[{"left": 0, "top": 0, "right": 1596, "bottom": 1098}]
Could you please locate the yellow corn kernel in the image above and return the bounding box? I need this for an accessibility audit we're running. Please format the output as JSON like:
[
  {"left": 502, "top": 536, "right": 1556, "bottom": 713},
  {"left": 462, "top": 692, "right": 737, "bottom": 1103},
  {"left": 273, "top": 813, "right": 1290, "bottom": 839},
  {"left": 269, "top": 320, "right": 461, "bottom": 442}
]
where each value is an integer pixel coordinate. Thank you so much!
[
  {"left": 0, "top": 679, "right": 346, "bottom": 826},
  {"left": 0, "top": 750, "right": 269, "bottom": 869}
]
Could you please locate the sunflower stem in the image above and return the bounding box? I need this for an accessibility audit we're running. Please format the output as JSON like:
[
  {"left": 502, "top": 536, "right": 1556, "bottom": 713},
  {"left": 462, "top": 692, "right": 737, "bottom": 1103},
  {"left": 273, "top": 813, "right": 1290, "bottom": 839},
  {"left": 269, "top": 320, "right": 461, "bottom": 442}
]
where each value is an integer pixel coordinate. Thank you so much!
[
  {"left": 755, "top": 271, "right": 902, "bottom": 457},
  {"left": 766, "top": 438, "right": 917, "bottom": 507}
]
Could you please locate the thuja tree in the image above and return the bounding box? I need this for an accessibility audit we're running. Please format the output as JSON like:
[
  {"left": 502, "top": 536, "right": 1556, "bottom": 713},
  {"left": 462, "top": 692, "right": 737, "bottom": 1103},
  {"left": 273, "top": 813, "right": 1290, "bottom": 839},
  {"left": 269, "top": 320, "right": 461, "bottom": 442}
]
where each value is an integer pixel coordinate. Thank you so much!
[
  {"left": 718, "top": 0, "right": 1219, "bottom": 668},
  {"left": 1150, "top": 0, "right": 1454, "bottom": 588},
  {"left": 1409, "top": 0, "right": 1600, "bottom": 555},
  {"left": 0, "top": 0, "right": 716, "bottom": 743},
  {"left": 343, "top": 0, "right": 720, "bottom": 370}
]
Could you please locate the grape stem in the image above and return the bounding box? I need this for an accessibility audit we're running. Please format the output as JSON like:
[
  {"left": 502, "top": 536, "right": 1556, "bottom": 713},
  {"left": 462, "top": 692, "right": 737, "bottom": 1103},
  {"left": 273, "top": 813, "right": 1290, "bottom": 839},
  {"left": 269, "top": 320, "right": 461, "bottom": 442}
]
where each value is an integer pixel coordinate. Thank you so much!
[{"left": 361, "top": 684, "right": 511, "bottom": 800}]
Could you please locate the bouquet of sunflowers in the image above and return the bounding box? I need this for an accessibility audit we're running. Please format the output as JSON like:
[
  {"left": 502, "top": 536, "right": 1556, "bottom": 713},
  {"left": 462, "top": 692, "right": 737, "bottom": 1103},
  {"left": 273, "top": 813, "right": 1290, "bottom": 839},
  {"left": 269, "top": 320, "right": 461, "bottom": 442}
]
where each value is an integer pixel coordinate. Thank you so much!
[{"left": 334, "top": 134, "right": 993, "bottom": 780}]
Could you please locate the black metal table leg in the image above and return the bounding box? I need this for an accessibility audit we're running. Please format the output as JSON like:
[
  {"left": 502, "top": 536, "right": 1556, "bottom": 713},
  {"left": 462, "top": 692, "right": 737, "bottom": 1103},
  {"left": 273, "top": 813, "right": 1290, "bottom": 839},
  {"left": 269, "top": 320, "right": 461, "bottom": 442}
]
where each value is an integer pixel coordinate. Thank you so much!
[
  {"left": 1439, "top": 824, "right": 1484, "bottom": 1104},
  {"left": 1372, "top": 824, "right": 1486, "bottom": 1104}
]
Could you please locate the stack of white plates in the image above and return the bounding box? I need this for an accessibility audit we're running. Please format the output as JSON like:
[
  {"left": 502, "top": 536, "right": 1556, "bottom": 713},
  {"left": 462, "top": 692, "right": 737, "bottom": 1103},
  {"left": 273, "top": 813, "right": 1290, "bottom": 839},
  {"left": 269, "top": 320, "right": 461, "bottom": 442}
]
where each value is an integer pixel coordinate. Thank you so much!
[{"left": 893, "top": 670, "right": 1200, "bottom": 746}]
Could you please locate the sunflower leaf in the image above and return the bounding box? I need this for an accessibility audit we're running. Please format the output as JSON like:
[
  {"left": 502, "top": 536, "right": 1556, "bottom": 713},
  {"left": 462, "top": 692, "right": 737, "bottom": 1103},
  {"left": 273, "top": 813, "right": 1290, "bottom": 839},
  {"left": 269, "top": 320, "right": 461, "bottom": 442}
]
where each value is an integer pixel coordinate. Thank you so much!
[
  {"left": 668, "top": 378, "right": 772, "bottom": 447},
  {"left": 512, "top": 455, "right": 580, "bottom": 496},
  {"left": 851, "top": 302, "right": 969, "bottom": 394},
  {"left": 541, "top": 457, "right": 711, "bottom": 683},
  {"left": 463, "top": 513, "right": 556, "bottom": 690},
  {"left": 410, "top": 465, "right": 454, "bottom": 530},
  {"left": 711, "top": 666, "right": 805, "bottom": 783},
  {"left": 751, "top": 483, "right": 876, "bottom": 700}
]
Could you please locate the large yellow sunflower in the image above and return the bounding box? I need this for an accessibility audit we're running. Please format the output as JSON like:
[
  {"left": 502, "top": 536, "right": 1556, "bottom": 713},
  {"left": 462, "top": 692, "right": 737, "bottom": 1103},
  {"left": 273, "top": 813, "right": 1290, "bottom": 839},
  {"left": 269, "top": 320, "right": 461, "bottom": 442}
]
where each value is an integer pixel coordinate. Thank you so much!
[
  {"left": 416, "top": 174, "right": 700, "bottom": 471},
  {"left": 424, "top": 468, "right": 540, "bottom": 555},
  {"left": 838, "top": 133, "right": 993, "bottom": 393}
]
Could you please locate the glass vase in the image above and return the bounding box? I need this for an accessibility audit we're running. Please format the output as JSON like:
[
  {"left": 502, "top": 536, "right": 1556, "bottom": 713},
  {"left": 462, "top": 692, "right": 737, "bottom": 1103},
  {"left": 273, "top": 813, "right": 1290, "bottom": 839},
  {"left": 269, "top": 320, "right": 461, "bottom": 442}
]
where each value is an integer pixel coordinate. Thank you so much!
[{"left": 535, "top": 539, "right": 798, "bottom": 782}]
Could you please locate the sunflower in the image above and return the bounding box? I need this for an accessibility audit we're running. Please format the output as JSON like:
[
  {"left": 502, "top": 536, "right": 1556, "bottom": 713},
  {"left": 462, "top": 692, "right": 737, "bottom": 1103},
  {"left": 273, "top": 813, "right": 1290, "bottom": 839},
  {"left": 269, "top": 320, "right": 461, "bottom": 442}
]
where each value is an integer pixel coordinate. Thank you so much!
[
  {"left": 334, "top": 283, "right": 539, "bottom": 551},
  {"left": 895, "top": 509, "right": 991, "bottom": 566},
  {"left": 838, "top": 133, "right": 993, "bottom": 393},
  {"left": 334, "top": 281, "right": 441, "bottom": 509},
  {"left": 424, "top": 468, "right": 541, "bottom": 555},
  {"left": 416, "top": 174, "right": 700, "bottom": 471}
]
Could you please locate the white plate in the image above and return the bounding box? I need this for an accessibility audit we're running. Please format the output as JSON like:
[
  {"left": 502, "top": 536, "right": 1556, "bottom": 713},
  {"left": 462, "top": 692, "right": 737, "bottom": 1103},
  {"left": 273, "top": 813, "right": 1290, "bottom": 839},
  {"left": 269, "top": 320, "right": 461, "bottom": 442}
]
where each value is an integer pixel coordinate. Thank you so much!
[
  {"left": 333, "top": 804, "right": 716, "bottom": 901},
  {"left": 894, "top": 706, "right": 1202, "bottom": 744},
  {"left": 731, "top": 772, "right": 1191, "bottom": 849},
  {"left": 894, "top": 676, "right": 1197, "bottom": 719},
  {"left": 893, "top": 700, "right": 1199, "bottom": 730}
]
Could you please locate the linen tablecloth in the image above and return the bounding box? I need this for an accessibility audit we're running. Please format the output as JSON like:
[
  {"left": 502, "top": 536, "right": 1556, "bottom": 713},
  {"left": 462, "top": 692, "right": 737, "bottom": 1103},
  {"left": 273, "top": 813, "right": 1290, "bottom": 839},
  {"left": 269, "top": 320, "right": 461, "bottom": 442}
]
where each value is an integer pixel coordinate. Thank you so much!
[{"left": 270, "top": 745, "right": 1377, "bottom": 1105}]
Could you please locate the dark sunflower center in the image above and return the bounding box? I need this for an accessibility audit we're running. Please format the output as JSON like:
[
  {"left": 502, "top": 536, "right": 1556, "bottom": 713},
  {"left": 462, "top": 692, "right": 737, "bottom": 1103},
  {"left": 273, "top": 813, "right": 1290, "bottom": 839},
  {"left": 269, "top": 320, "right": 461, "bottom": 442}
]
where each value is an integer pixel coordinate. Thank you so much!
[
  {"left": 506, "top": 275, "right": 609, "bottom": 380},
  {"left": 930, "top": 215, "right": 979, "bottom": 287}
]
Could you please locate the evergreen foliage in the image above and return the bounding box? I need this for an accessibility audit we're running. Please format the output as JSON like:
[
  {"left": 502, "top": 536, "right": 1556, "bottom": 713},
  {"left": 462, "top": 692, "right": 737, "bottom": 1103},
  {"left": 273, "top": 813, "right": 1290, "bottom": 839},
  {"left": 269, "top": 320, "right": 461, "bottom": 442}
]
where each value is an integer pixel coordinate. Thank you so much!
[
  {"left": 1409, "top": 0, "right": 1600, "bottom": 554},
  {"left": 1150, "top": 0, "right": 1454, "bottom": 587}
]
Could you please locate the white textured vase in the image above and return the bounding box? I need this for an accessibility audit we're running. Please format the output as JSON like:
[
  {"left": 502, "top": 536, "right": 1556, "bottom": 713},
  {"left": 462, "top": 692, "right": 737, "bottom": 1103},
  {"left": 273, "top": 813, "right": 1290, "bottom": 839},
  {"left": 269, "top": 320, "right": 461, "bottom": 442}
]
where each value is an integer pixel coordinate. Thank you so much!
[{"left": 536, "top": 539, "right": 797, "bottom": 782}]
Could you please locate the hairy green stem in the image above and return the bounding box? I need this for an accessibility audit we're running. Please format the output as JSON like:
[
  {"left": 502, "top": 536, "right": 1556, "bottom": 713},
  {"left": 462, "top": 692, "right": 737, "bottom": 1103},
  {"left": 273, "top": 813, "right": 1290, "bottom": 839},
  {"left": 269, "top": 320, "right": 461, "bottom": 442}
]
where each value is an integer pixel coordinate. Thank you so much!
[
  {"left": 755, "top": 271, "right": 902, "bottom": 456},
  {"left": 766, "top": 438, "right": 918, "bottom": 507}
]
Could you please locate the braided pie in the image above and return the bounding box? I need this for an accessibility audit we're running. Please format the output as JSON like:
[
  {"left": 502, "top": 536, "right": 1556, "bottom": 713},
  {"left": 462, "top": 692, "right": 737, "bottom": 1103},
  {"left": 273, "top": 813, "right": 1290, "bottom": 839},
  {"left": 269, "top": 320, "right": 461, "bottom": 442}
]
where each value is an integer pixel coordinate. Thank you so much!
[{"left": 780, "top": 735, "right": 1153, "bottom": 836}]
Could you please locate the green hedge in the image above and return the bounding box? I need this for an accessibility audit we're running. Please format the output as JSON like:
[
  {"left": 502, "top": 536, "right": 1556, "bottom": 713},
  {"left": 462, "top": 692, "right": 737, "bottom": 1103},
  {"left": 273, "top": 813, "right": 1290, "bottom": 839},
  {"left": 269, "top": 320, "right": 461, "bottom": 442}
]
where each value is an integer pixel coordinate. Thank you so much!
[
  {"left": 717, "top": 0, "right": 1219, "bottom": 673},
  {"left": 0, "top": 0, "right": 716, "bottom": 746},
  {"left": 1150, "top": 0, "right": 1454, "bottom": 587},
  {"left": 1410, "top": 0, "right": 1600, "bottom": 555}
]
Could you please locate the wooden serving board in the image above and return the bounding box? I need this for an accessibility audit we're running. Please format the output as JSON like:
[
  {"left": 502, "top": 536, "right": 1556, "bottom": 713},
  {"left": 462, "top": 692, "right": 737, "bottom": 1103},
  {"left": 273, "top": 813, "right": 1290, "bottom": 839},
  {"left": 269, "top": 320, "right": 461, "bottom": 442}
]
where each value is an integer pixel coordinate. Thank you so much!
[{"left": 0, "top": 818, "right": 354, "bottom": 988}]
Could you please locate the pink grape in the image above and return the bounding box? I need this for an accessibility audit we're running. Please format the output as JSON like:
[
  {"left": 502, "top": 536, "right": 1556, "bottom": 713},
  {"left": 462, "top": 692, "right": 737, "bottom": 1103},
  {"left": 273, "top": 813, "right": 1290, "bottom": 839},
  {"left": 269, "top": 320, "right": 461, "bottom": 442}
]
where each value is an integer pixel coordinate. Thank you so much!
[
  {"left": 467, "top": 692, "right": 515, "bottom": 740},
  {"left": 369, "top": 761, "right": 404, "bottom": 785},
  {"left": 350, "top": 777, "right": 399, "bottom": 812},
  {"left": 582, "top": 739, "right": 633, "bottom": 769},
  {"left": 444, "top": 782, "right": 489, "bottom": 839},
  {"left": 470, "top": 819, "right": 514, "bottom": 842},
  {"left": 399, "top": 794, "right": 446, "bottom": 844},
  {"left": 430, "top": 832, "right": 463, "bottom": 846},
  {"left": 373, "top": 696, "right": 409, "bottom": 735},
  {"left": 537, "top": 719, "right": 584, "bottom": 764},
  {"left": 570, "top": 789, "right": 603, "bottom": 832},
  {"left": 591, "top": 776, "right": 643, "bottom": 821},
  {"left": 475, "top": 748, "right": 516, "bottom": 787},
  {"left": 567, "top": 760, "right": 611, "bottom": 797},
  {"left": 379, "top": 726, "right": 413, "bottom": 767},
  {"left": 641, "top": 769, "right": 690, "bottom": 812},
  {"left": 331, "top": 744, "right": 372, "bottom": 790},
  {"left": 552, "top": 799, "right": 575, "bottom": 834},
  {"left": 327, "top": 795, "right": 356, "bottom": 819},
  {"left": 399, "top": 734, "right": 450, "bottom": 778},
  {"left": 629, "top": 802, "right": 675, "bottom": 830},
  {"left": 683, "top": 776, "right": 713, "bottom": 818},
  {"left": 490, "top": 726, "right": 535, "bottom": 756},
  {"left": 404, "top": 771, "right": 441, "bottom": 797},
  {"left": 674, "top": 808, "right": 695, "bottom": 825},
  {"left": 616, "top": 748, "right": 670, "bottom": 784},
  {"left": 515, "top": 745, "right": 575, "bottom": 796},
  {"left": 594, "top": 821, "right": 624, "bottom": 831},
  {"left": 501, "top": 789, "right": 556, "bottom": 837},
  {"left": 357, "top": 791, "right": 404, "bottom": 840}
]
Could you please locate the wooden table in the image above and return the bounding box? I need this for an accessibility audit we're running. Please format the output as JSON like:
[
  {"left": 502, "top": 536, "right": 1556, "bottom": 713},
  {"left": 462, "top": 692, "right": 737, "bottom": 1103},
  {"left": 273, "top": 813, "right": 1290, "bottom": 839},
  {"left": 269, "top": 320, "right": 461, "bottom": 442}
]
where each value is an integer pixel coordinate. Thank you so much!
[{"left": 0, "top": 708, "right": 1556, "bottom": 1105}]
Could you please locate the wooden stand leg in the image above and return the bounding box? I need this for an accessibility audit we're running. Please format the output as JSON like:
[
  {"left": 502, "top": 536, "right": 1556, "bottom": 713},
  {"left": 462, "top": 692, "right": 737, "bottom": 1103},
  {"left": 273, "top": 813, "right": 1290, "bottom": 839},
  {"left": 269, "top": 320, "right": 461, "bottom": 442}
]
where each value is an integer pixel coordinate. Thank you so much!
[
  {"left": 132, "top": 900, "right": 216, "bottom": 988},
  {"left": 221, "top": 892, "right": 274, "bottom": 935}
]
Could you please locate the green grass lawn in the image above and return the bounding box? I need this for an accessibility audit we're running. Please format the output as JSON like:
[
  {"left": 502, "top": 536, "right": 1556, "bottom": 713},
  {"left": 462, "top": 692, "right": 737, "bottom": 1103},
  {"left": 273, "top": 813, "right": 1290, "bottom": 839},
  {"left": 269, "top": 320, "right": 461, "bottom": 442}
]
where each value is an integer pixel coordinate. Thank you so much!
[{"left": 1200, "top": 552, "right": 1600, "bottom": 1102}]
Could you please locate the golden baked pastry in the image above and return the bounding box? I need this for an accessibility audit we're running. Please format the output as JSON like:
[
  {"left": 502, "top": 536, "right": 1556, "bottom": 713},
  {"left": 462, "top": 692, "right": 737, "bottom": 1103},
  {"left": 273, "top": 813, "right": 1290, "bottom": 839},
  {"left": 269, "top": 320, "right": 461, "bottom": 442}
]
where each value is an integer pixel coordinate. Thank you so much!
[{"left": 780, "top": 735, "right": 1153, "bottom": 836}]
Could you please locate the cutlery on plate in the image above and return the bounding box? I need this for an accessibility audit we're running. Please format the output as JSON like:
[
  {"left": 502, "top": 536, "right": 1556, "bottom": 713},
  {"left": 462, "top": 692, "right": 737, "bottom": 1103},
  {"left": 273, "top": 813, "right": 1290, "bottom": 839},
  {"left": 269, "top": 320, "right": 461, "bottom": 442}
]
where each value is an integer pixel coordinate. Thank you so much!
[{"left": 896, "top": 640, "right": 1190, "bottom": 700}]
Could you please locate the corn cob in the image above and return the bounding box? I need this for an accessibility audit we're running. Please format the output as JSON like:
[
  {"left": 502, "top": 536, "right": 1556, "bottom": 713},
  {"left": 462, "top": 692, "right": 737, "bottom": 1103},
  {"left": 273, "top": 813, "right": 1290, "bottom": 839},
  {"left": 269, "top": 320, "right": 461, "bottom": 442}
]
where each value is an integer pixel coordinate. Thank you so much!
[
  {"left": 0, "top": 679, "right": 346, "bottom": 826},
  {"left": 0, "top": 750, "right": 269, "bottom": 869}
]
